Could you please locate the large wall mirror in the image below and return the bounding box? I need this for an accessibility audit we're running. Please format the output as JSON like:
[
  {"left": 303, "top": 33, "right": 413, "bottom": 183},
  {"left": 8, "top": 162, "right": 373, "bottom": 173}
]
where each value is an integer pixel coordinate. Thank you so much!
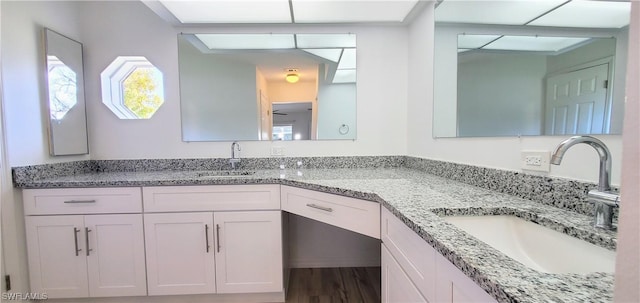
[
  {"left": 43, "top": 28, "right": 89, "bottom": 155},
  {"left": 178, "top": 33, "right": 357, "bottom": 141},
  {"left": 433, "top": 0, "right": 630, "bottom": 138}
]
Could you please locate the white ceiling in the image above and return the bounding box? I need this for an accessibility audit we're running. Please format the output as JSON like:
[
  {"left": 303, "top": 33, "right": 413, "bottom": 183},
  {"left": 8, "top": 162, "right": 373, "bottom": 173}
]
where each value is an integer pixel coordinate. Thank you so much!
[{"left": 157, "top": 0, "right": 420, "bottom": 24}]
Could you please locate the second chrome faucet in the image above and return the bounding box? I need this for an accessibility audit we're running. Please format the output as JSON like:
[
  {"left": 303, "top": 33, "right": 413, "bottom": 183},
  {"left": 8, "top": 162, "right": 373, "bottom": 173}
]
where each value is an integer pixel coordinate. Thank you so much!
[
  {"left": 550, "top": 136, "right": 620, "bottom": 230},
  {"left": 230, "top": 141, "right": 241, "bottom": 169}
]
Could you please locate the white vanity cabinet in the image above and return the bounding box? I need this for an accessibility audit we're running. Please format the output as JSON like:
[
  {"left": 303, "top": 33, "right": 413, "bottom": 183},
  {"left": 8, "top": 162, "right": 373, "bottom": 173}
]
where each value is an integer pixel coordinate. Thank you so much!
[
  {"left": 381, "top": 207, "right": 496, "bottom": 303},
  {"left": 381, "top": 245, "right": 428, "bottom": 303},
  {"left": 142, "top": 185, "right": 283, "bottom": 296},
  {"left": 23, "top": 188, "right": 146, "bottom": 299}
]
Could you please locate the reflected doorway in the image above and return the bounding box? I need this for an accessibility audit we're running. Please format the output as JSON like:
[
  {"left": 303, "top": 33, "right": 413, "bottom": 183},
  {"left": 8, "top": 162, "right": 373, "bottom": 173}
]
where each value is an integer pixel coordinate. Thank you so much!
[{"left": 272, "top": 102, "right": 312, "bottom": 140}]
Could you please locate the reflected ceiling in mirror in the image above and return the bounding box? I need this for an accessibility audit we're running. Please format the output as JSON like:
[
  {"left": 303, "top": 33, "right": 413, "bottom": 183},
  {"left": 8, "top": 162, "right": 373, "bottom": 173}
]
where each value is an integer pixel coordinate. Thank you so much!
[
  {"left": 179, "top": 33, "right": 357, "bottom": 141},
  {"left": 432, "top": 0, "right": 630, "bottom": 138}
]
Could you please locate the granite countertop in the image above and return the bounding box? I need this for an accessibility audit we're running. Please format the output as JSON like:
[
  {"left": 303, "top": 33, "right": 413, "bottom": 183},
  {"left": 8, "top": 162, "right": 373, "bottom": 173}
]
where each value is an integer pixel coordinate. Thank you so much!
[{"left": 15, "top": 167, "right": 617, "bottom": 303}]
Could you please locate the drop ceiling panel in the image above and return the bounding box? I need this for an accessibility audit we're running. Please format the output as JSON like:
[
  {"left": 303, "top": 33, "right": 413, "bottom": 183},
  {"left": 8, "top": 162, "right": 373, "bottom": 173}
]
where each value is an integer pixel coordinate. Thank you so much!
[
  {"left": 302, "top": 49, "right": 342, "bottom": 62},
  {"left": 436, "top": 0, "right": 566, "bottom": 25},
  {"left": 483, "top": 36, "right": 591, "bottom": 52},
  {"left": 338, "top": 48, "right": 356, "bottom": 70},
  {"left": 159, "top": 0, "right": 291, "bottom": 23},
  {"left": 195, "top": 34, "right": 295, "bottom": 49},
  {"left": 292, "top": 0, "right": 419, "bottom": 23},
  {"left": 457, "top": 34, "right": 501, "bottom": 49},
  {"left": 333, "top": 69, "right": 356, "bottom": 83},
  {"left": 528, "top": 1, "right": 631, "bottom": 28}
]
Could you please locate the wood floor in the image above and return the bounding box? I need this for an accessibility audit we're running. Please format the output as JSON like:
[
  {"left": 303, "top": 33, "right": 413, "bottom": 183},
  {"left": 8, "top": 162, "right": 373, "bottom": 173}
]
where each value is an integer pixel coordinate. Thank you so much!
[{"left": 286, "top": 267, "right": 381, "bottom": 303}]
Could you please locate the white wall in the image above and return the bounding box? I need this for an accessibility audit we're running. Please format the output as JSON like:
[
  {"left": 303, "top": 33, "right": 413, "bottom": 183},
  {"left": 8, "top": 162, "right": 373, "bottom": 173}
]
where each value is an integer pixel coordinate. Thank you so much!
[
  {"left": 0, "top": 1, "right": 89, "bottom": 293},
  {"left": 317, "top": 83, "right": 357, "bottom": 140},
  {"left": 268, "top": 80, "right": 316, "bottom": 103},
  {"left": 179, "top": 37, "right": 259, "bottom": 141},
  {"left": 457, "top": 53, "right": 546, "bottom": 137},
  {"left": 408, "top": 2, "right": 622, "bottom": 186},
  {"left": 1, "top": 1, "right": 89, "bottom": 166},
  {"left": 79, "top": 1, "right": 408, "bottom": 159}
]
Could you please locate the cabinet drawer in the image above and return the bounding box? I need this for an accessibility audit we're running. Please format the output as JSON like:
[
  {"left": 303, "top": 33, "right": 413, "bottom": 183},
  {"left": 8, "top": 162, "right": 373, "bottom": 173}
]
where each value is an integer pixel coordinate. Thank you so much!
[
  {"left": 23, "top": 187, "right": 142, "bottom": 215},
  {"left": 381, "top": 207, "right": 436, "bottom": 301},
  {"left": 281, "top": 186, "right": 380, "bottom": 239},
  {"left": 143, "top": 185, "right": 280, "bottom": 212}
]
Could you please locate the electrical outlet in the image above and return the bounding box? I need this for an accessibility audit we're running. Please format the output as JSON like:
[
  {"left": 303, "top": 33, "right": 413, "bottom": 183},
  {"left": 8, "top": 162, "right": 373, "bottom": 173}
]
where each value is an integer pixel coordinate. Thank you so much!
[
  {"left": 524, "top": 155, "right": 542, "bottom": 166},
  {"left": 271, "top": 146, "right": 284, "bottom": 156},
  {"left": 521, "top": 151, "right": 550, "bottom": 172}
]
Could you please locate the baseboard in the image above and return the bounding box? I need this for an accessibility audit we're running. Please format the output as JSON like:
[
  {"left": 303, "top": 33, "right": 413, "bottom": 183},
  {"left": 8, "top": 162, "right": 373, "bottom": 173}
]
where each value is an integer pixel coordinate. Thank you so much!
[
  {"left": 40, "top": 292, "right": 286, "bottom": 303},
  {"left": 289, "top": 257, "right": 381, "bottom": 268}
]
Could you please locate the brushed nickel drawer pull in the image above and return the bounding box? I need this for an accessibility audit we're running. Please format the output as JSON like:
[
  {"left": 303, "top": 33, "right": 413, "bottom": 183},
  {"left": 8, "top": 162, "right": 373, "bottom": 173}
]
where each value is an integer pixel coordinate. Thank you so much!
[
  {"left": 64, "top": 200, "right": 97, "bottom": 204},
  {"left": 85, "top": 228, "right": 92, "bottom": 256},
  {"left": 306, "top": 203, "right": 333, "bottom": 212},
  {"left": 205, "top": 224, "right": 210, "bottom": 253},
  {"left": 73, "top": 227, "right": 81, "bottom": 256},
  {"left": 216, "top": 224, "right": 221, "bottom": 253}
]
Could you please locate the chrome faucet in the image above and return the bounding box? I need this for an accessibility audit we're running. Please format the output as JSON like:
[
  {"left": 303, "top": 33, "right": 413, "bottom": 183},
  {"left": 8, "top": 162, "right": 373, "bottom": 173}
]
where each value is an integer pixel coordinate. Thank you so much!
[
  {"left": 230, "top": 141, "right": 241, "bottom": 169},
  {"left": 550, "top": 136, "right": 619, "bottom": 230}
]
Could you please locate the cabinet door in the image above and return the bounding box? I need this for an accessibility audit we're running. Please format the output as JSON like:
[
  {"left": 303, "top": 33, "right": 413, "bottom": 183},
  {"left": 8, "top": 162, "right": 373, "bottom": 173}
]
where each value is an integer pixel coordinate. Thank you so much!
[
  {"left": 214, "top": 211, "right": 283, "bottom": 293},
  {"left": 25, "top": 216, "right": 88, "bottom": 298},
  {"left": 382, "top": 245, "right": 428, "bottom": 303},
  {"left": 435, "top": 255, "right": 497, "bottom": 303},
  {"left": 144, "top": 213, "right": 215, "bottom": 295},
  {"left": 85, "top": 214, "right": 146, "bottom": 297}
]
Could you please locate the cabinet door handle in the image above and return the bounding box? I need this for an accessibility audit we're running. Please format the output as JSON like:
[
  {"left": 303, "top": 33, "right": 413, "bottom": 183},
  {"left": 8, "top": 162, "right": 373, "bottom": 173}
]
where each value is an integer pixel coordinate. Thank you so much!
[
  {"left": 64, "top": 200, "right": 96, "bottom": 204},
  {"left": 306, "top": 203, "right": 333, "bottom": 212},
  {"left": 73, "top": 227, "right": 82, "bottom": 256},
  {"left": 205, "top": 224, "right": 210, "bottom": 253},
  {"left": 85, "top": 228, "right": 93, "bottom": 256},
  {"left": 216, "top": 224, "right": 221, "bottom": 253}
]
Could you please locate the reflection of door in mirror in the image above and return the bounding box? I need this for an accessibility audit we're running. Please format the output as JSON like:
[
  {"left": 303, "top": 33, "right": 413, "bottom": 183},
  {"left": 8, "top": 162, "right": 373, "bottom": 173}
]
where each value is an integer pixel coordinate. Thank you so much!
[
  {"left": 43, "top": 28, "right": 89, "bottom": 155},
  {"left": 545, "top": 63, "right": 609, "bottom": 135},
  {"left": 259, "top": 91, "right": 271, "bottom": 140},
  {"left": 271, "top": 102, "right": 313, "bottom": 140}
]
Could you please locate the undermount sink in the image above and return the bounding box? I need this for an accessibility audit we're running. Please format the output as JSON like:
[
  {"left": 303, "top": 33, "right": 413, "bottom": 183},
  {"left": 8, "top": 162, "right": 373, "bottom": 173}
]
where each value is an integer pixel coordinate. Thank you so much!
[
  {"left": 196, "top": 171, "right": 255, "bottom": 178},
  {"left": 443, "top": 215, "right": 616, "bottom": 274}
]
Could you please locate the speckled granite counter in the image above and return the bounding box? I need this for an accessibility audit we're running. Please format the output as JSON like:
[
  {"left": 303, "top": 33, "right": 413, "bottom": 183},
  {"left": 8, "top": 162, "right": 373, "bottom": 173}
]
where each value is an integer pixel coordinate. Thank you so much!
[{"left": 13, "top": 167, "right": 616, "bottom": 303}]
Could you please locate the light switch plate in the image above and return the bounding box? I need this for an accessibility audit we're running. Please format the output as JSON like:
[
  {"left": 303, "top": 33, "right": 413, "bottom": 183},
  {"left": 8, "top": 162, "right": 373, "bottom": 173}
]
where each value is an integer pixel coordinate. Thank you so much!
[{"left": 521, "top": 151, "right": 550, "bottom": 172}]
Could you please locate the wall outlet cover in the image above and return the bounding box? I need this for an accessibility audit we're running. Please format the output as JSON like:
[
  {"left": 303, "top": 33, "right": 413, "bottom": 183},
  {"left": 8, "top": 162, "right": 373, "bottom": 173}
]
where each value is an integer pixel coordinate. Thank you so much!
[
  {"left": 521, "top": 151, "right": 550, "bottom": 172},
  {"left": 271, "top": 146, "right": 285, "bottom": 156}
]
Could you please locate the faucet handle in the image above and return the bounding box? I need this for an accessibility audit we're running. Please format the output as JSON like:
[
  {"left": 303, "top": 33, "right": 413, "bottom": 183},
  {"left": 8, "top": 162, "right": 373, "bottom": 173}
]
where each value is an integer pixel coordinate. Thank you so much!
[{"left": 588, "top": 189, "right": 620, "bottom": 208}]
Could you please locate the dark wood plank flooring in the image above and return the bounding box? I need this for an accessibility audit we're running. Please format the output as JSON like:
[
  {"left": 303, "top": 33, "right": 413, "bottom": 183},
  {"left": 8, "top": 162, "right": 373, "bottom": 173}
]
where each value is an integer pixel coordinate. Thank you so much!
[{"left": 286, "top": 267, "right": 381, "bottom": 303}]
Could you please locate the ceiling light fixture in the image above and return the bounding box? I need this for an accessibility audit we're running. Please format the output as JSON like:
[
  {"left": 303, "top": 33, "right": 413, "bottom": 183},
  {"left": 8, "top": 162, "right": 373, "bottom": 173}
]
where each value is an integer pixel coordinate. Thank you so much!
[
  {"left": 286, "top": 74, "right": 299, "bottom": 83},
  {"left": 285, "top": 68, "right": 299, "bottom": 83}
]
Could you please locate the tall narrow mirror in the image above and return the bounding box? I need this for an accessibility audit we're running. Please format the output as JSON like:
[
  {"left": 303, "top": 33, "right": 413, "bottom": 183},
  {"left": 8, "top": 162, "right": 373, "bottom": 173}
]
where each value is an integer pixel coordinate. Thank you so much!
[{"left": 43, "top": 28, "right": 89, "bottom": 155}]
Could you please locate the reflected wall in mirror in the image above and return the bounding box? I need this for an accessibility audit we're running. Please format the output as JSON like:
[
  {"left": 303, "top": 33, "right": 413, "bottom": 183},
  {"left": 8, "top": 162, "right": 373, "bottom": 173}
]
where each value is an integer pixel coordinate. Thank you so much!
[
  {"left": 43, "top": 28, "right": 89, "bottom": 155},
  {"left": 179, "top": 33, "right": 357, "bottom": 142},
  {"left": 433, "top": 0, "right": 630, "bottom": 138}
]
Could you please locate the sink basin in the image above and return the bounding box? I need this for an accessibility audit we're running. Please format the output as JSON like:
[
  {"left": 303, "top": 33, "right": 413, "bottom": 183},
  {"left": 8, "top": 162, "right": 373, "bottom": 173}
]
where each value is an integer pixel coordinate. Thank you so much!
[
  {"left": 196, "top": 171, "right": 255, "bottom": 178},
  {"left": 443, "top": 215, "right": 616, "bottom": 274}
]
